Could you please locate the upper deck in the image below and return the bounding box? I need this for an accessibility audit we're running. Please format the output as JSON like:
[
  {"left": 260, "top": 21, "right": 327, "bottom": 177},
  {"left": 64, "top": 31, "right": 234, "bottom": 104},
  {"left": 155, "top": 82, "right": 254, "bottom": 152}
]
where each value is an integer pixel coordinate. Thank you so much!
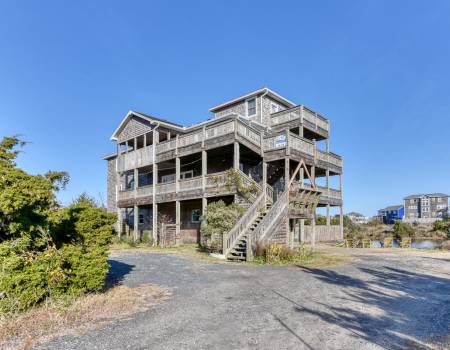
[{"left": 115, "top": 114, "right": 342, "bottom": 175}]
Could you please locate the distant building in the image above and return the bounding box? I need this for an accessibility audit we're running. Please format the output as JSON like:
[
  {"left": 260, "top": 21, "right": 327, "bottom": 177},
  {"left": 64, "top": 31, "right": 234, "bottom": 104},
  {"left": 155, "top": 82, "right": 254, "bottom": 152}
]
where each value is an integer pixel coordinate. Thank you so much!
[
  {"left": 378, "top": 205, "right": 404, "bottom": 224},
  {"left": 347, "top": 212, "right": 369, "bottom": 224},
  {"left": 404, "top": 193, "right": 449, "bottom": 223}
]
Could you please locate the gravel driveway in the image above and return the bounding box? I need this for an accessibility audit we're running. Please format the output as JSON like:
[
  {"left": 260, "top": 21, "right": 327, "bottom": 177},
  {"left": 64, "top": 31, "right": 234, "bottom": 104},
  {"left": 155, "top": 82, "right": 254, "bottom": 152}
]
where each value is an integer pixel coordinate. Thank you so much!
[{"left": 35, "top": 248, "right": 450, "bottom": 350}]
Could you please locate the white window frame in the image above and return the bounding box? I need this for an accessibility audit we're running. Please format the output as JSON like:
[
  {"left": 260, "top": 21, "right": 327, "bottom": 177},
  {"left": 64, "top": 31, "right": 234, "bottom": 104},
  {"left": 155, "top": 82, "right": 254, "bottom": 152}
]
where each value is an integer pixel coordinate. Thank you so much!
[
  {"left": 161, "top": 174, "right": 175, "bottom": 183},
  {"left": 180, "top": 170, "right": 194, "bottom": 180},
  {"left": 246, "top": 97, "right": 257, "bottom": 117}
]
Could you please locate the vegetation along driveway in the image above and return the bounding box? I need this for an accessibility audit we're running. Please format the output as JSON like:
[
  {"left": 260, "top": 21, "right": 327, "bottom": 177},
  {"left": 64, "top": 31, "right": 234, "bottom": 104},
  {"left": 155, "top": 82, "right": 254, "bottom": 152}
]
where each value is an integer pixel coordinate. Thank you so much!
[{"left": 35, "top": 247, "right": 450, "bottom": 350}]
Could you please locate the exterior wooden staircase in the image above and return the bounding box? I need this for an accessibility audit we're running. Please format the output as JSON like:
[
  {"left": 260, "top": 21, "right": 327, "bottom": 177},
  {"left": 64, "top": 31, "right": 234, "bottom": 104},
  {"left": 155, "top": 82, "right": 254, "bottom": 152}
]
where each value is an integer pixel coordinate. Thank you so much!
[
  {"left": 225, "top": 202, "right": 272, "bottom": 261},
  {"left": 223, "top": 160, "right": 322, "bottom": 261}
]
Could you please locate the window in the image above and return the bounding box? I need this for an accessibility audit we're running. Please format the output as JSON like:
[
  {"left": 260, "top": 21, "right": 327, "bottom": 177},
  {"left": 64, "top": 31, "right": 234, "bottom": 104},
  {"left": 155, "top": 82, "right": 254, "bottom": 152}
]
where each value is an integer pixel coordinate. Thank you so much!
[
  {"left": 124, "top": 171, "right": 134, "bottom": 190},
  {"left": 191, "top": 209, "right": 201, "bottom": 222},
  {"left": 161, "top": 174, "right": 175, "bottom": 183},
  {"left": 180, "top": 170, "right": 193, "bottom": 180},
  {"left": 247, "top": 98, "right": 256, "bottom": 116},
  {"left": 138, "top": 172, "right": 152, "bottom": 187},
  {"left": 139, "top": 214, "right": 144, "bottom": 224}
]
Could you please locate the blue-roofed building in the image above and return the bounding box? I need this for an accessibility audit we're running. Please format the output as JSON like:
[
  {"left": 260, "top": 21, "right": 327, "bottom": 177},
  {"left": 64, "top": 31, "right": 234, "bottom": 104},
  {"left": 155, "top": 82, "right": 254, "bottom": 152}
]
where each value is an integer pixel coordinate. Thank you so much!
[{"left": 378, "top": 205, "right": 404, "bottom": 224}]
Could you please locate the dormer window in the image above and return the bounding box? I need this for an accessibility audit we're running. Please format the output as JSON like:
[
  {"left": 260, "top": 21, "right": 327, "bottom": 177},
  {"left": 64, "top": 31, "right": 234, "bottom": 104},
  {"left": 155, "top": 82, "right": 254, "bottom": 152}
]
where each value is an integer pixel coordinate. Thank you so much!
[{"left": 247, "top": 98, "right": 256, "bottom": 116}]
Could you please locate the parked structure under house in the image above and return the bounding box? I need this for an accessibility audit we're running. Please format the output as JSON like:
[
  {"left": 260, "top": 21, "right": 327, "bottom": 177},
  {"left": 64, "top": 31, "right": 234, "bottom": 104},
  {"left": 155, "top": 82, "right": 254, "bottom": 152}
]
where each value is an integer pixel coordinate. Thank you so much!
[
  {"left": 404, "top": 193, "right": 449, "bottom": 223},
  {"left": 105, "top": 88, "right": 344, "bottom": 260}
]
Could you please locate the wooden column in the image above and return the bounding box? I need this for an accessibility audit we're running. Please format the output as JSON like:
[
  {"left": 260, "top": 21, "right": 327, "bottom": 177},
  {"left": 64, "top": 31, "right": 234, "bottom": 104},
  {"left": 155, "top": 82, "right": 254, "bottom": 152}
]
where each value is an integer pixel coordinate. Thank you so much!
[
  {"left": 117, "top": 208, "right": 123, "bottom": 238},
  {"left": 284, "top": 157, "right": 290, "bottom": 188},
  {"left": 202, "top": 150, "right": 207, "bottom": 190},
  {"left": 134, "top": 168, "right": 139, "bottom": 190},
  {"left": 201, "top": 149, "right": 207, "bottom": 210},
  {"left": 326, "top": 204, "right": 331, "bottom": 226},
  {"left": 233, "top": 141, "right": 240, "bottom": 170},
  {"left": 340, "top": 205, "right": 344, "bottom": 239},
  {"left": 202, "top": 197, "right": 207, "bottom": 217},
  {"left": 311, "top": 165, "right": 316, "bottom": 186},
  {"left": 326, "top": 169, "right": 331, "bottom": 226},
  {"left": 175, "top": 156, "right": 180, "bottom": 193},
  {"left": 311, "top": 212, "right": 316, "bottom": 250},
  {"left": 262, "top": 161, "right": 267, "bottom": 203},
  {"left": 284, "top": 157, "right": 290, "bottom": 247},
  {"left": 133, "top": 205, "right": 139, "bottom": 242},
  {"left": 233, "top": 141, "right": 240, "bottom": 203},
  {"left": 176, "top": 200, "right": 180, "bottom": 238},
  {"left": 151, "top": 127, "right": 159, "bottom": 245},
  {"left": 300, "top": 218, "right": 305, "bottom": 243},
  {"left": 152, "top": 162, "right": 158, "bottom": 245}
]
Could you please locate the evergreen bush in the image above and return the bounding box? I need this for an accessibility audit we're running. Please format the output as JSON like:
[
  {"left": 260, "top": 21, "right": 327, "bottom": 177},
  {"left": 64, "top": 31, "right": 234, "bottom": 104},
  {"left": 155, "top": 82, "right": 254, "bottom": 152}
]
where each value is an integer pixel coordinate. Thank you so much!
[{"left": 0, "top": 137, "right": 116, "bottom": 313}]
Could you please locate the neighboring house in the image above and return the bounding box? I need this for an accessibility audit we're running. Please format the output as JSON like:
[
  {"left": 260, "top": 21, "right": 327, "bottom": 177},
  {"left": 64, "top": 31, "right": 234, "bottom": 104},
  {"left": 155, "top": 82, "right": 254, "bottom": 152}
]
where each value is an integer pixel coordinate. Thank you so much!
[
  {"left": 378, "top": 205, "right": 404, "bottom": 224},
  {"left": 404, "top": 193, "right": 449, "bottom": 223},
  {"left": 347, "top": 212, "right": 369, "bottom": 224},
  {"left": 105, "top": 87, "right": 344, "bottom": 260}
]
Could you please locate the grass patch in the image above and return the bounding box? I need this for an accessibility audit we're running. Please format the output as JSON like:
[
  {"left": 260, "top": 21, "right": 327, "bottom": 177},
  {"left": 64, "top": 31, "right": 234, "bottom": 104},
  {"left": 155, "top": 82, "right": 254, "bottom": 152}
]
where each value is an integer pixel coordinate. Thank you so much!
[
  {"left": 249, "top": 243, "right": 351, "bottom": 268},
  {"left": 110, "top": 243, "right": 220, "bottom": 262},
  {"left": 0, "top": 284, "right": 171, "bottom": 350}
]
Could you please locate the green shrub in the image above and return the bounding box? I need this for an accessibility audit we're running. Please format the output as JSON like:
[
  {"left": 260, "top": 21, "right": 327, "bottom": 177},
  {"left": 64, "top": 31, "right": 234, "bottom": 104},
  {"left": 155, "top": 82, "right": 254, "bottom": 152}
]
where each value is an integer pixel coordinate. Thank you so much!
[
  {"left": 393, "top": 221, "right": 415, "bottom": 239},
  {"left": 0, "top": 199, "right": 115, "bottom": 313},
  {"left": 0, "top": 137, "right": 116, "bottom": 313},
  {"left": 200, "top": 200, "right": 245, "bottom": 252}
]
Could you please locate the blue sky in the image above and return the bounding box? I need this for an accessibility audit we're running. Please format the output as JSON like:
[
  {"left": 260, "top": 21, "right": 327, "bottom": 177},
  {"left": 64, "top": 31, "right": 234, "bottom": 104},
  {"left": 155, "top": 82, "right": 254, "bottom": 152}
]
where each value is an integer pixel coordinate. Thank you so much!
[{"left": 1, "top": 1, "right": 449, "bottom": 216}]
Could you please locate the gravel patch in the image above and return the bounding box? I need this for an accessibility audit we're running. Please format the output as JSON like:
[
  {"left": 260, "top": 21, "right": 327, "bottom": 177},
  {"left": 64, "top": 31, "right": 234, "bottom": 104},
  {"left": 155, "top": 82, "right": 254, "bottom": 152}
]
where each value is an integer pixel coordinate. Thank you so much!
[{"left": 33, "top": 248, "right": 450, "bottom": 350}]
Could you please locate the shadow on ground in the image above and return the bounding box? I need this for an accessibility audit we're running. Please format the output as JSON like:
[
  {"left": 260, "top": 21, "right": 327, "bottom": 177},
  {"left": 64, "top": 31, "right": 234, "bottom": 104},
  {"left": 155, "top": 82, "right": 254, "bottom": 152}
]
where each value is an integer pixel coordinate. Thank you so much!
[
  {"left": 104, "top": 260, "right": 135, "bottom": 289},
  {"left": 294, "top": 266, "right": 450, "bottom": 349}
]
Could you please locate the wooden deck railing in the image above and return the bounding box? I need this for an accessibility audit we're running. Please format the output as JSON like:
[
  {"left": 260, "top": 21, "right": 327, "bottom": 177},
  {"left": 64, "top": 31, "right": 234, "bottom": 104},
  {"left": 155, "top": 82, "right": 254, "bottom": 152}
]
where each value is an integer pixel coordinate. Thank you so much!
[
  {"left": 178, "top": 176, "right": 203, "bottom": 192},
  {"left": 270, "top": 105, "right": 329, "bottom": 132},
  {"left": 118, "top": 145, "right": 154, "bottom": 172}
]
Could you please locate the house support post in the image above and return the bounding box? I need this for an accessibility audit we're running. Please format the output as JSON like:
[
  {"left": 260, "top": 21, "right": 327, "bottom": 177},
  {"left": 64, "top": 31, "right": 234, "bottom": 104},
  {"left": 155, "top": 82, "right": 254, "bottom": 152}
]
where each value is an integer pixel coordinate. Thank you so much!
[
  {"left": 233, "top": 141, "right": 240, "bottom": 203},
  {"left": 326, "top": 204, "right": 331, "bottom": 226},
  {"left": 233, "top": 141, "right": 240, "bottom": 170},
  {"left": 262, "top": 161, "right": 267, "bottom": 203},
  {"left": 133, "top": 205, "right": 139, "bottom": 242},
  {"left": 284, "top": 157, "right": 291, "bottom": 248},
  {"left": 311, "top": 211, "right": 316, "bottom": 250},
  {"left": 175, "top": 200, "right": 180, "bottom": 243},
  {"left": 152, "top": 162, "right": 158, "bottom": 245},
  {"left": 339, "top": 173, "right": 343, "bottom": 238}
]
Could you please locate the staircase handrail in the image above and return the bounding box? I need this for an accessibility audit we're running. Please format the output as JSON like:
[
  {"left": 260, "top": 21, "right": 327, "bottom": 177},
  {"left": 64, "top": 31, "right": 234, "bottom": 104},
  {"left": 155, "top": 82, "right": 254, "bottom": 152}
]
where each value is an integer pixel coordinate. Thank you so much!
[
  {"left": 223, "top": 191, "right": 266, "bottom": 256},
  {"left": 250, "top": 189, "right": 289, "bottom": 247}
]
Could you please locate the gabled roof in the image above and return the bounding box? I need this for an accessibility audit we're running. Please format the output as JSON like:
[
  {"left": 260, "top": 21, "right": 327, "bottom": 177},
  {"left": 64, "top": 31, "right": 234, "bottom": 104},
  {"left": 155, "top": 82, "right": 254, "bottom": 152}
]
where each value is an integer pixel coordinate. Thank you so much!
[
  {"left": 379, "top": 205, "right": 403, "bottom": 212},
  {"left": 404, "top": 193, "right": 449, "bottom": 200},
  {"left": 110, "top": 110, "right": 185, "bottom": 141},
  {"left": 209, "top": 87, "right": 296, "bottom": 112}
]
